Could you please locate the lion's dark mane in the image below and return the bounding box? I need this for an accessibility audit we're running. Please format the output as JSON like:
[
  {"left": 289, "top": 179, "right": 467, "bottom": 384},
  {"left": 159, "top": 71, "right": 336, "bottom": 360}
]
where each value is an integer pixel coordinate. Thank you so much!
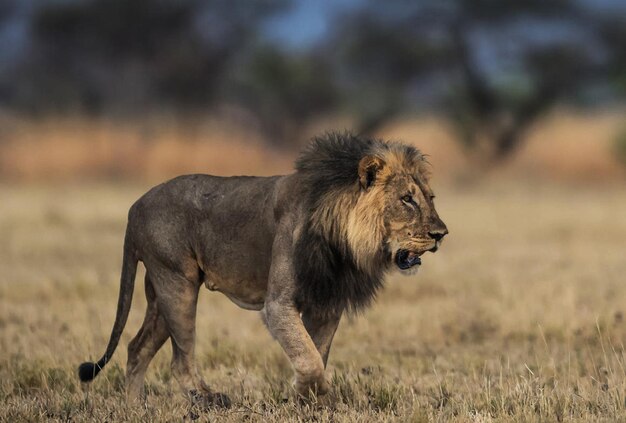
[{"left": 292, "top": 132, "right": 390, "bottom": 319}]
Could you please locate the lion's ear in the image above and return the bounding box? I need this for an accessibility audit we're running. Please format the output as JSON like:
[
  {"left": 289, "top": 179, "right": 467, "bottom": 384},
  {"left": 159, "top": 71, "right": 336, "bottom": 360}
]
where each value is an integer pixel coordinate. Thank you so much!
[{"left": 358, "top": 155, "right": 386, "bottom": 189}]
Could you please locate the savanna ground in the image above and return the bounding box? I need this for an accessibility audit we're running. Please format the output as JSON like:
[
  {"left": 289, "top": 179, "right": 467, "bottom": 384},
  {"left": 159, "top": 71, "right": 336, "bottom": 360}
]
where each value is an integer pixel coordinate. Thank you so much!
[
  {"left": 1, "top": 111, "right": 626, "bottom": 421},
  {"left": 1, "top": 179, "right": 626, "bottom": 422}
]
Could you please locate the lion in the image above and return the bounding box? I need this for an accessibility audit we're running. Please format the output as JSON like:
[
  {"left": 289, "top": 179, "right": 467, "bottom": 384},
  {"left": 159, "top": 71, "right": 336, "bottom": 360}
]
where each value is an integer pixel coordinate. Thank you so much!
[{"left": 77, "top": 132, "right": 448, "bottom": 406}]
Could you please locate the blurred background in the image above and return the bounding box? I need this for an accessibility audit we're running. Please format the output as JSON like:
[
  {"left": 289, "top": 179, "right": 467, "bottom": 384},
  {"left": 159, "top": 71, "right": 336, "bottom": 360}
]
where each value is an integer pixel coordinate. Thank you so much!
[
  {"left": 0, "top": 0, "right": 624, "bottom": 181},
  {"left": 2, "top": 2, "right": 626, "bottom": 419}
]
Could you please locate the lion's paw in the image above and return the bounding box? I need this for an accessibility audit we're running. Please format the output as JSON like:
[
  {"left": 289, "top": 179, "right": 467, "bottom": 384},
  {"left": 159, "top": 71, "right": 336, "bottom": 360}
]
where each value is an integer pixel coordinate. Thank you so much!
[{"left": 294, "top": 373, "right": 330, "bottom": 397}]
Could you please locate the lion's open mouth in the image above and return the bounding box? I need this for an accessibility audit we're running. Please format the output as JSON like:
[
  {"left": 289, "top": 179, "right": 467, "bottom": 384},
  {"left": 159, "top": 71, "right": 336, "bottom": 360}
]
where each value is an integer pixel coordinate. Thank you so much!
[{"left": 395, "top": 249, "right": 421, "bottom": 270}]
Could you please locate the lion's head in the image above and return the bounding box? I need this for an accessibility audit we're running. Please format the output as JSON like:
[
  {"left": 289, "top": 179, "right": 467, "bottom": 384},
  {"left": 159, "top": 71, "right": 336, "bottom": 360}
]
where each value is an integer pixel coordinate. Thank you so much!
[
  {"left": 294, "top": 132, "right": 448, "bottom": 316},
  {"left": 352, "top": 144, "right": 447, "bottom": 275}
]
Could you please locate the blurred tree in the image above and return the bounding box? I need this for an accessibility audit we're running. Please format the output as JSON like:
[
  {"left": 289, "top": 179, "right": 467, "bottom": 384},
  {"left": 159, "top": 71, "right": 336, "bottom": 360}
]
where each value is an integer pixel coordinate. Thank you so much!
[
  {"left": 0, "top": 0, "right": 624, "bottom": 157},
  {"left": 330, "top": 0, "right": 626, "bottom": 166},
  {"left": 0, "top": 0, "right": 14, "bottom": 24},
  {"left": 597, "top": 15, "right": 626, "bottom": 96},
  {"left": 5, "top": 0, "right": 288, "bottom": 115},
  {"left": 229, "top": 46, "right": 337, "bottom": 146}
]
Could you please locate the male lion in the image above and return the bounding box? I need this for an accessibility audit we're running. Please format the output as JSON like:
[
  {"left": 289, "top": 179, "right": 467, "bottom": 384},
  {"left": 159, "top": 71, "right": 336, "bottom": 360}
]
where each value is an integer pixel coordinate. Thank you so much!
[{"left": 78, "top": 132, "right": 447, "bottom": 406}]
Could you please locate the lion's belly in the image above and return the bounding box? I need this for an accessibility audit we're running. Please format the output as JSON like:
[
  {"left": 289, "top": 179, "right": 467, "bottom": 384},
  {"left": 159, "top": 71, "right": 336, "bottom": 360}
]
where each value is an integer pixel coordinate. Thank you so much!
[
  {"left": 221, "top": 293, "right": 265, "bottom": 311},
  {"left": 202, "top": 267, "right": 268, "bottom": 311}
]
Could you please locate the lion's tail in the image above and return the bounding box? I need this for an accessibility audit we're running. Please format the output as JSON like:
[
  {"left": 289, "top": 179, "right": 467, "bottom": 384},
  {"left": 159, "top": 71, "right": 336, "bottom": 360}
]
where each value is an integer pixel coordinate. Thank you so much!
[{"left": 78, "top": 229, "right": 137, "bottom": 383}]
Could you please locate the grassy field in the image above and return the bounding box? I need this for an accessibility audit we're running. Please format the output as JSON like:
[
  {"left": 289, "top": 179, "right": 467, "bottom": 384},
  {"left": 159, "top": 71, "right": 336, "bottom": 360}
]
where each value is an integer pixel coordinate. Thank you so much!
[
  {"left": 1, "top": 180, "right": 626, "bottom": 421},
  {"left": 1, "top": 110, "right": 624, "bottom": 182}
]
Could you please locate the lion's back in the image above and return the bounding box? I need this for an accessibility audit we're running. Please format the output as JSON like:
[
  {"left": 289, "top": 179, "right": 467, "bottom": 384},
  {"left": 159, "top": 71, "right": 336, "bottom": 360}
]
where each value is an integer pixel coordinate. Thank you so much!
[{"left": 126, "top": 174, "right": 283, "bottom": 277}]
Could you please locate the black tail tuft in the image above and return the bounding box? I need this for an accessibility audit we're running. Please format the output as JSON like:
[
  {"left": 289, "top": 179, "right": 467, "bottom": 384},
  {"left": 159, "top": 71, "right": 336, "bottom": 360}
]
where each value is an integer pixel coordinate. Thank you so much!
[
  {"left": 78, "top": 361, "right": 102, "bottom": 382},
  {"left": 77, "top": 230, "right": 138, "bottom": 385}
]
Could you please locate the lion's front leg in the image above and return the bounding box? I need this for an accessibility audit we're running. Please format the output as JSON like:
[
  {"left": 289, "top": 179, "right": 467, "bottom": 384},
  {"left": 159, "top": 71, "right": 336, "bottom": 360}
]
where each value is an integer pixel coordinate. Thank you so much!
[
  {"left": 264, "top": 217, "right": 329, "bottom": 397},
  {"left": 302, "top": 312, "right": 342, "bottom": 368},
  {"left": 264, "top": 301, "right": 329, "bottom": 397}
]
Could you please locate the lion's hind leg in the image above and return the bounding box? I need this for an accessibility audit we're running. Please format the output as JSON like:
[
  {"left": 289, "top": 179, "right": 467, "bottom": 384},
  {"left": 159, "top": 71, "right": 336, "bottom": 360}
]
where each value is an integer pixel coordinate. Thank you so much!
[
  {"left": 147, "top": 263, "right": 231, "bottom": 408},
  {"left": 126, "top": 273, "right": 170, "bottom": 401}
]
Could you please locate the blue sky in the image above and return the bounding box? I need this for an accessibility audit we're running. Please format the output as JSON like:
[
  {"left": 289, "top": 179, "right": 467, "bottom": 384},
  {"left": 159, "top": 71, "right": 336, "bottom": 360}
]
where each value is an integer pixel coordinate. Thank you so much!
[
  {"left": 262, "top": 0, "right": 363, "bottom": 50},
  {"left": 261, "top": 0, "right": 626, "bottom": 50},
  {"left": 1, "top": 0, "right": 625, "bottom": 68}
]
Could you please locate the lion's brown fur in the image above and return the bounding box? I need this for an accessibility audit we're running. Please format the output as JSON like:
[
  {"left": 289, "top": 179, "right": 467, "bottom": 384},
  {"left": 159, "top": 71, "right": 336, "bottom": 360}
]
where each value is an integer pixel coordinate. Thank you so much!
[{"left": 78, "top": 131, "right": 446, "bottom": 402}]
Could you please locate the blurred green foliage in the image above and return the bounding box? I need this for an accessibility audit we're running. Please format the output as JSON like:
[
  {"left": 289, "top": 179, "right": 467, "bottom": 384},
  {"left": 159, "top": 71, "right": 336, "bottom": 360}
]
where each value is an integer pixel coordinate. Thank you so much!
[{"left": 0, "top": 0, "right": 624, "bottom": 162}]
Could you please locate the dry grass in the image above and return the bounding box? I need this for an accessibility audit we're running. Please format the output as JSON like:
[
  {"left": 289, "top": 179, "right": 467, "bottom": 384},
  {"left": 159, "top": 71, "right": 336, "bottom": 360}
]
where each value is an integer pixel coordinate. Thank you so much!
[
  {"left": 381, "top": 109, "right": 626, "bottom": 182},
  {"left": 0, "top": 117, "right": 295, "bottom": 181},
  {"left": 1, "top": 180, "right": 626, "bottom": 421},
  {"left": 1, "top": 109, "right": 624, "bottom": 183}
]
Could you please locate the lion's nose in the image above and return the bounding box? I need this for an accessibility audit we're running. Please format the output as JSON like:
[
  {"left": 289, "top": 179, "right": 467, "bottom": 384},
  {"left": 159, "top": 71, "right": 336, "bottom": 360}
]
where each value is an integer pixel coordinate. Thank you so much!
[{"left": 428, "top": 228, "right": 448, "bottom": 242}]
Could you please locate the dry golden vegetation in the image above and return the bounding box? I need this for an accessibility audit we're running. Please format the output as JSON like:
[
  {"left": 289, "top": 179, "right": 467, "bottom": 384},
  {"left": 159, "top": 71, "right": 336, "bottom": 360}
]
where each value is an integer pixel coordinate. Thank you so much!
[
  {"left": 1, "top": 178, "right": 626, "bottom": 421},
  {"left": 0, "top": 109, "right": 624, "bottom": 182}
]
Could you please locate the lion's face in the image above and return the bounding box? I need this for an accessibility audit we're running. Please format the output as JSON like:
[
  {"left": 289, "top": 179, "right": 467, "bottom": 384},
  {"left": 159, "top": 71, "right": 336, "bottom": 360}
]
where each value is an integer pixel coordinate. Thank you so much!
[
  {"left": 357, "top": 151, "right": 447, "bottom": 274},
  {"left": 382, "top": 171, "right": 447, "bottom": 274}
]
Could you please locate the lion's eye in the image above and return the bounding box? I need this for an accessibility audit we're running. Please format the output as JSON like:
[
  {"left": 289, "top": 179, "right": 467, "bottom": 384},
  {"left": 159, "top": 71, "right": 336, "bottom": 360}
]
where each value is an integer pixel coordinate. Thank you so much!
[
  {"left": 401, "top": 195, "right": 413, "bottom": 204},
  {"left": 430, "top": 194, "right": 436, "bottom": 200}
]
